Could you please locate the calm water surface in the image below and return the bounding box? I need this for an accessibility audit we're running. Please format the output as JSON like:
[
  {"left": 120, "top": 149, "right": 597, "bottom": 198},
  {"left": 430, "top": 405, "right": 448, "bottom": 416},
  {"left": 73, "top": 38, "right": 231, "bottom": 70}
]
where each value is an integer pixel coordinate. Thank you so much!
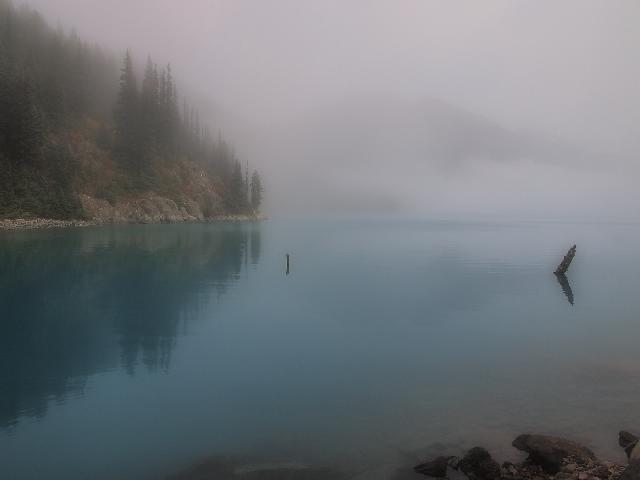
[{"left": 1, "top": 219, "right": 640, "bottom": 479}]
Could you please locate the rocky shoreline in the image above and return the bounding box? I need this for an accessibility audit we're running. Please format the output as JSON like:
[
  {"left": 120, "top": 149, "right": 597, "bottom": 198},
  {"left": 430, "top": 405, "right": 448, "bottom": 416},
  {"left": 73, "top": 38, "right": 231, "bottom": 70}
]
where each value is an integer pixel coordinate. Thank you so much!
[
  {"left": 0, "top": 218, "right": 96, "bottom": 230},
  {"left": 164, "top": 431, "right": 640, "bottom": 480},
  {"left": 0, "top": 215, "right": 265, "bottom": 231},
  {"left": 413, "top": 431, "right": 640, "bottom": 480}
]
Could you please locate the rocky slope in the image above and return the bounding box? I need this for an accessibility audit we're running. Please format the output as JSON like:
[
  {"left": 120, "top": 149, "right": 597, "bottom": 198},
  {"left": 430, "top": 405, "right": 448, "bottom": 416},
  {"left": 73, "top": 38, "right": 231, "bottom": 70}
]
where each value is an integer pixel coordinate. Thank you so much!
[{"left": 80, "top": 193, "right": 215, "bottom": 224}]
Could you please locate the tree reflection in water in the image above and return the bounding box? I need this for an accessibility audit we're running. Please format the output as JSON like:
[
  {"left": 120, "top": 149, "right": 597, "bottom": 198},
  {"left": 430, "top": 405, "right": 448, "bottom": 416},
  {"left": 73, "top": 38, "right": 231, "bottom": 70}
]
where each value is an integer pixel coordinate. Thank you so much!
[{"left": 0, "top": 223, "right": 261, "bottom": 430}]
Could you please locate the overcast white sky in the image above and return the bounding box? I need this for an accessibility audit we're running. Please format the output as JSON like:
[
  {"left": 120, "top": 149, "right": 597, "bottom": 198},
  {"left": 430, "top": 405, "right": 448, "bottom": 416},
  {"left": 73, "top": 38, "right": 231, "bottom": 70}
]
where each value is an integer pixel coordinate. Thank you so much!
[{"left": 23, "top": 0, "right": 640, "bottom": 218}]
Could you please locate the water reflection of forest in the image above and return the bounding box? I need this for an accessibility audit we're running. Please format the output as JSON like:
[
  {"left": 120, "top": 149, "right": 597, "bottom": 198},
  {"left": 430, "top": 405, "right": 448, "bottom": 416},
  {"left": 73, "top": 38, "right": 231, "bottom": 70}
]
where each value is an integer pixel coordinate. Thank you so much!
[{"left": 0, "top": 224, "right": 261, "bottom": 430}]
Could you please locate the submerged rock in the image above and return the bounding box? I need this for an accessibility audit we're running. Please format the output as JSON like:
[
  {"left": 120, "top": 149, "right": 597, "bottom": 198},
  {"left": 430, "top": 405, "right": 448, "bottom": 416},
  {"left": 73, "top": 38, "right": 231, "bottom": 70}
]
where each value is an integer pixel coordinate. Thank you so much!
[
  {"left": 236, "top": 466, "right": 348, "bottom": 480},
  {"left": 620, "top": 461, "right": 640, "bottom": 480},
  {"left": 414, "top": 456, "right": 456, "bottom": 478},
  {"left": 167, "top": 459, "right": 349, "bottom": 480},
  {"left": 457, "top": 447, "right": 501, "bottom": 480},
  {"left": 166, "top": 458, "right": 235, "bottom": 480},
  {"left": 512, "top": 434, "right": 596, "bottom": 473}
]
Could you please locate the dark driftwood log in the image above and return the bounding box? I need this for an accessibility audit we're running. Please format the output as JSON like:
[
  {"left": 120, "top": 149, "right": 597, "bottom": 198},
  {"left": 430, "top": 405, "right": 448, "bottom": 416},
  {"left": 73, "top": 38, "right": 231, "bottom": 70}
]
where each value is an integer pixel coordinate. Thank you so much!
[{"left": 555, "top": 245, "right": 576, "bottom": 275}]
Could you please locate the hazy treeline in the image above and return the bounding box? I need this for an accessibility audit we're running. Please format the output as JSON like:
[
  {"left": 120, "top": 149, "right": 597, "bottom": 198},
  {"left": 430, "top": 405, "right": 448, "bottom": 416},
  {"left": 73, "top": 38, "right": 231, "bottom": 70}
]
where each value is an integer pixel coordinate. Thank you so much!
[
  {"left": 0, "top": 0, "right": 263, "bottom": 219},
  {"left": 0, "top": 0, "right": 115, "bottom": 217},
  {"left": 113, "top": 49, "right": 263, "bottom": 213}
]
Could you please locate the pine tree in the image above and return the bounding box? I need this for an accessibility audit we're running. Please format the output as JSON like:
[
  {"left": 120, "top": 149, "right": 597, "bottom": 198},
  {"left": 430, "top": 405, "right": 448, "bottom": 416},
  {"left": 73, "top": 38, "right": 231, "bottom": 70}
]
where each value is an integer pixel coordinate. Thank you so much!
[
  {"left": 114, "top": 50, "right": 140, "bottom": 171},
  {"left": 140, "top": 56, "right": 159, "bottom": 160},
  {"left": 250, "top": 170, "right": 263, "bottom": 212},
  {"left": 194, "top": 111, "right": 201, "bottom": 148},
  {"left": 227, "top": 159, "right": 247, "bottom": 213},
  {"left": 213, "top": 133, "right": 233, "bottom": 180},
  {"left": 141, "top": 57, "right": 158, "bottom": 118},
  {"left": 158, "top": 64, "right": 178, "bottom": 152},
  {"left": 0, "top": 69, "right": 43, "bottom": 164},
  {"left": 68, "top": 42, "right": 89, "bottom": 115},
  {"left": 165, "top": 64, "right": 178, "bottom": 145},
  {"left": 244, "top": 160, "right": 249, "bottom": 200},
  {"left": 181, "top": 99, "right": 190, "bottom": 150}
]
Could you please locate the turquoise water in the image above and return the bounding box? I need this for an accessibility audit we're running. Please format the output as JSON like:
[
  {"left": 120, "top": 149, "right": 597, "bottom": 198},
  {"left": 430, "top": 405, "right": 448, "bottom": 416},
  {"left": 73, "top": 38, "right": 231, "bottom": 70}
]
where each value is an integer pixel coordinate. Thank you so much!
[{"left": 1, "top": 219, "right": 640, "bottom": 479}]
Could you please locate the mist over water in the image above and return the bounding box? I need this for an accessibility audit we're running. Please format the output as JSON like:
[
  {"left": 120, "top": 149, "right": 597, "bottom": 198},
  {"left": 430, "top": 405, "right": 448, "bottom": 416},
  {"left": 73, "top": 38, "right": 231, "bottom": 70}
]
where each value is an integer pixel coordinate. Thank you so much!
[{"left": 20, "top": 0, "right": 640, "bottom": 219}]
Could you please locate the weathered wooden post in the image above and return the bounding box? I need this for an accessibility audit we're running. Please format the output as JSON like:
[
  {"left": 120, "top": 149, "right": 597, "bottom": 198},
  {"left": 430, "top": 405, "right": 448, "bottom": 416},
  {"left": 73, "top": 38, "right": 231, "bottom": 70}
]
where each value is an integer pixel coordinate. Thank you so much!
[
  {"left": 285, "top": 253, "right": 290, "bottom": 275},
  {"left": 554, "top": 245, "right": 576, "bottom": 275}
]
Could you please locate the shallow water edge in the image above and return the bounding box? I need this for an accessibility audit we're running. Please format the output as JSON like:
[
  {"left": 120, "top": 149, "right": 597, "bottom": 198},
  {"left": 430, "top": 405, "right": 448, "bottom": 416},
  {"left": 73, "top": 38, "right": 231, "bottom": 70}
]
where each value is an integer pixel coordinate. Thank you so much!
[{"left": 0, "top": 215, "right": 265, "bottom": 230}]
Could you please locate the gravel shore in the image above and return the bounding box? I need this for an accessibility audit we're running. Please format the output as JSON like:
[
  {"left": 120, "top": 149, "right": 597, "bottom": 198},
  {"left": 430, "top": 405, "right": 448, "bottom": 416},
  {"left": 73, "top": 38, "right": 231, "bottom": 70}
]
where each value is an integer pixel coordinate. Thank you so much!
[
  {"left": 0, "top": 218, "right": 95, "bottom": 230},
  {"left": 0, "top": 215, "right": 265, "bottom": 231}
]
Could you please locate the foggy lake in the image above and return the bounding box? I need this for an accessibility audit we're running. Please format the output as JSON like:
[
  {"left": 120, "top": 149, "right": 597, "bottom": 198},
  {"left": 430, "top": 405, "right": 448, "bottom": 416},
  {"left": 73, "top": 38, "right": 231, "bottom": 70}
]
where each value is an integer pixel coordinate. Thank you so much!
[
  {"left": 1, "top": 219, "right": 639, "bottom": 479},
  {"left": 2, "top": 2, "right": 640, "bottom": 478}
]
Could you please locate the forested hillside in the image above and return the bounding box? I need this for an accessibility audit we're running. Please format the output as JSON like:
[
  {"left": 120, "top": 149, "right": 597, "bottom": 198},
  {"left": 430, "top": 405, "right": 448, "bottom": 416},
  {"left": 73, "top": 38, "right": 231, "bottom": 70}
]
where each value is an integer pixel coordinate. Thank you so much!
[{"left": 0, "top": 0, "right": 263, "bottom": 221}]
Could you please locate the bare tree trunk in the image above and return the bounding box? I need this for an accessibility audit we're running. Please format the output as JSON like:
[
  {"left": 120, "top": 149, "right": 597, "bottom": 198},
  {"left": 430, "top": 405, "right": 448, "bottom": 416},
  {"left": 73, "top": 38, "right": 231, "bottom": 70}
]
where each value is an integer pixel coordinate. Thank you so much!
[{"left": 555, "top": 245, "right": 576, "bottom": 275}]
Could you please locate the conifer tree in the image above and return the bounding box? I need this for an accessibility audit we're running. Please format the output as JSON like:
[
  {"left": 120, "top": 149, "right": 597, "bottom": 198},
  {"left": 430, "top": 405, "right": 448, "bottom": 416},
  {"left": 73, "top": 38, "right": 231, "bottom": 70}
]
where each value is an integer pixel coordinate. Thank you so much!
[
  {"left": 165, "top": 64, "right": 178, "bottom": 135},
  {"left": 0, "top": 69, "right": 43, "bottom": 164},
  {"left": 114, "top": 50, "right": 140, "bottom": 170},
  {"left": 158, "top": 64, "right": 178, "bottom": 152},
  {"left": 141, "top": 57, "right": 158, "bottom": 117},
  {"left": 244, "top": 160, "right": 249, "bottom": 200},
  {"left": 140, "top": 56, "right": 159, "bottom": 159},
  {"left": 68, "top": 43, "right": 89, "bottom": 115},
  {"left": 227, "top": 159, "right": 247, "bottom": 213},
  {"left": 250, "top": 170, "right": 263, "bottom": 212}
]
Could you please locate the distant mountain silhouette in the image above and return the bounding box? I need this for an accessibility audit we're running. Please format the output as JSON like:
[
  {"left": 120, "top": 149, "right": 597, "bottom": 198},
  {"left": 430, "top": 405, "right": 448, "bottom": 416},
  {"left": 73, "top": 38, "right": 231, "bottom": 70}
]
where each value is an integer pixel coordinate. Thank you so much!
[
  {"left": 293, "top": 96, "right": 594, "bottom": 169},
  {"left": 267, "top": 95, "right": 602, "bottom": 214}
]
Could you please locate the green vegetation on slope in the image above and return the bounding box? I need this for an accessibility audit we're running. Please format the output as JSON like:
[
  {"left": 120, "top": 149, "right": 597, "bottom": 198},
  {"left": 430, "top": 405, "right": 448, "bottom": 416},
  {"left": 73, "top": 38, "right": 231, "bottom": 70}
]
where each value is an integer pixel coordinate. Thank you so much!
[{"left": 0, "top": 0, "right": 263, "bottom": 220}]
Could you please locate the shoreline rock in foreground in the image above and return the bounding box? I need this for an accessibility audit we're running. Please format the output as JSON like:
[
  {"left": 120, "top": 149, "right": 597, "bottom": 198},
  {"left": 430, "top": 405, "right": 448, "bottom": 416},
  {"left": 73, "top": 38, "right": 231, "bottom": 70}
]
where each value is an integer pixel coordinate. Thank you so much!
[
  {"left": 458, "top": 447, "right": 501, "bottom": 480},
  {"left": 415, "top": 431, "right": 638, "bottom": 480},
  {"left": 415, "top": 457, "right": 458, "bottom": 478},
  {"left": 512, "top": 434, "right": 596, "bottom": 473},
  {"left": 166, "top": 430, "right": 640, "bottom": 480},
  {"left": 619, "top": 431, "right": 639, "bottom": 461}
]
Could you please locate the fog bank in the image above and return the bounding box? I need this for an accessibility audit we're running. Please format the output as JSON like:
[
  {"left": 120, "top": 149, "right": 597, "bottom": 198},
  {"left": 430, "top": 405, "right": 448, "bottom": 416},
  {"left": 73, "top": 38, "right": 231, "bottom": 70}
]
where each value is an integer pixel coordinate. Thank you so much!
[{"left": 24, "top": 0, "right": 640, "bottom": 218}]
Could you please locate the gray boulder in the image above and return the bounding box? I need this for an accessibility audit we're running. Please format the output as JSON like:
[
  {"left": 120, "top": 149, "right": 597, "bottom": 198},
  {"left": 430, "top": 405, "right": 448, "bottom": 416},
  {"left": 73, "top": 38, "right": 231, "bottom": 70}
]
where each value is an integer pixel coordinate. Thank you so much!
[
  {"left": 458, "top": 447, "right": 501, "bottom": 480},
  {"left": 512, "top": 434, "right": 596, "bottom": 473},
  {"left": 620, "top": 431, "right": 639, "bottom": 461}
]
